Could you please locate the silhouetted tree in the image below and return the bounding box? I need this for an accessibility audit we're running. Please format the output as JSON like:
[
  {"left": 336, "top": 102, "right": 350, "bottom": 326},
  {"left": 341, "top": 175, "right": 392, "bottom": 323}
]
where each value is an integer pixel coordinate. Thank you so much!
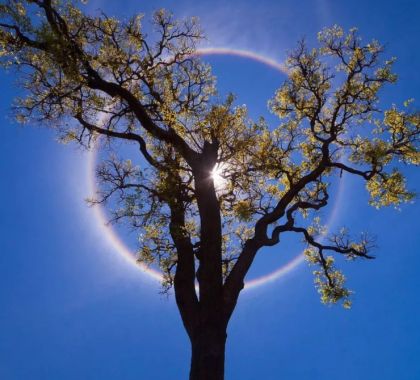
[{"left": 1, "top": 1, "right": 419, "bottom": 379}]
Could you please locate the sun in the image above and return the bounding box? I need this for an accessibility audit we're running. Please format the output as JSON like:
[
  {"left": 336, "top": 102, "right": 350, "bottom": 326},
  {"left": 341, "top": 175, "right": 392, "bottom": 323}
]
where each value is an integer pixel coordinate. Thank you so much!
[{"left": 211, "top": 163, "right": 227, "bottom": 189}]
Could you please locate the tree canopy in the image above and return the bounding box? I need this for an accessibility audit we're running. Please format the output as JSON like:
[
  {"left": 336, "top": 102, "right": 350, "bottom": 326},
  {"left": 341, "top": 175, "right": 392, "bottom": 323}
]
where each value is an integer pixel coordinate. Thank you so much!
[{"left": 1, "top": 1, "right": 419, "bottom": 379}]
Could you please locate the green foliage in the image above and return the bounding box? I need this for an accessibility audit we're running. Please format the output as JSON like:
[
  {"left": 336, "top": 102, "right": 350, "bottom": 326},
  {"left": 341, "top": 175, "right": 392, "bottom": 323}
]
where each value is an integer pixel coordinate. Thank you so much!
[{"left": 305, "top": 247, "right": 352, "bottom": 308}]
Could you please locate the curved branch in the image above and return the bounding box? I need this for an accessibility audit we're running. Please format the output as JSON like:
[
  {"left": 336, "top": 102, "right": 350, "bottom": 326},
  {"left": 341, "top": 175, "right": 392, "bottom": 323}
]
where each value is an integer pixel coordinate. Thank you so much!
[
  {"left": 290, "top": 226, "right": 375, "bottom": 259},
  {"left": 75, "top": 113, "right": 161, "bottom": 169}
]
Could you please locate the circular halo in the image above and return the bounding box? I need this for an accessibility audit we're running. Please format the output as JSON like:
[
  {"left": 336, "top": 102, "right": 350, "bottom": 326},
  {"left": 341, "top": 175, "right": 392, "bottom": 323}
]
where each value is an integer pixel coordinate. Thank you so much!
[{"left": 86, "top": 47, "right": 345, "bottom": 291}]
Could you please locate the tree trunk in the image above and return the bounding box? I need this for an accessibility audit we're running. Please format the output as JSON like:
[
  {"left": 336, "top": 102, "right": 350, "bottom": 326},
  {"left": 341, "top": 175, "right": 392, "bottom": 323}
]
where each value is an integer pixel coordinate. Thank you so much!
[{"left": 189, "top": 327, "right": 227, "bottom": 380}]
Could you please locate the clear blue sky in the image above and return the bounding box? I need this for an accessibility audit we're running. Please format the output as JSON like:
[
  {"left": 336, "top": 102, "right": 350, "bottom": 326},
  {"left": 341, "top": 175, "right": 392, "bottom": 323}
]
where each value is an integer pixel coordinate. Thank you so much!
[{"left": 1, "top": 0, "right": 420, "bottom": 379}]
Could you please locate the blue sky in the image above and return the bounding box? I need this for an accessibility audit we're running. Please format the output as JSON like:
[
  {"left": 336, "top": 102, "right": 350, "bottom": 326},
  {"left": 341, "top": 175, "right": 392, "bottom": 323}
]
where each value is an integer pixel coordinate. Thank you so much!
[{"left": 1, "top": 0, "right": 419, "bottom": 379}]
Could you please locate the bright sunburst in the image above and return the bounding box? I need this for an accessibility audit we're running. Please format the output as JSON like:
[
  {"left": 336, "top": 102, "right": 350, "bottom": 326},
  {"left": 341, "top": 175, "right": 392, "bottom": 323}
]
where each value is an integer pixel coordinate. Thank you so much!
[{"left": 211, "top": 163, "right": 227, "bottom": 189}]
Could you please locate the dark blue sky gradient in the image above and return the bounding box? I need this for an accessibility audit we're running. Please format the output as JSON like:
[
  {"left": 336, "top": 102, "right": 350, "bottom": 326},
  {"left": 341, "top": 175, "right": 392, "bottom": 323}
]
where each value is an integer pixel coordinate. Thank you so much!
[{"left": 1, "top": 1, "right": 419, "bottom": 379}]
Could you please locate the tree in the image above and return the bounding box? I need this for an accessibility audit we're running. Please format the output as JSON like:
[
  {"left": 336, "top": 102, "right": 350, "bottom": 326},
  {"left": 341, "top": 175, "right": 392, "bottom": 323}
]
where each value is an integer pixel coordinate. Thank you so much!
[{"left": 1, "top": 1, "right": 419, "bottom": 379}]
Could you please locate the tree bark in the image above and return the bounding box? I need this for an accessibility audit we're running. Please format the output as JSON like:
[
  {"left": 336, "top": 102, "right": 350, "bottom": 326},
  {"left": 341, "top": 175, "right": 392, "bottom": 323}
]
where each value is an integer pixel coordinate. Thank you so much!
[{"left": 189, "top": 325, "right": 227, "bottom": 380}]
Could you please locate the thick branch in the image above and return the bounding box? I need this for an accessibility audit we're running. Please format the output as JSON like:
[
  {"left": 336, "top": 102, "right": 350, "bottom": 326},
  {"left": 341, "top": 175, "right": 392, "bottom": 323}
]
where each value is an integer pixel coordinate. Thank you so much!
[
  {"left": 194, "top": 155, "right": 224, "bottom": 316},
  {"left": 83, "top": 76, "right": 200, "bottom": 165},
  {"left": 169, "top": 201, "right": 199, "bottom": 340},
  {"left": 328, "top": 161, "right": 376, "bottom": 180}
]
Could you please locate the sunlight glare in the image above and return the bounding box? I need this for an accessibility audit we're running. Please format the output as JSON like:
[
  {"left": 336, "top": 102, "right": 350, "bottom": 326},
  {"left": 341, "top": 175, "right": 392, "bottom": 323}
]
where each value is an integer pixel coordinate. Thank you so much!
[{"left": 211, "top": 164, "right": 227, "bottom": 189}]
